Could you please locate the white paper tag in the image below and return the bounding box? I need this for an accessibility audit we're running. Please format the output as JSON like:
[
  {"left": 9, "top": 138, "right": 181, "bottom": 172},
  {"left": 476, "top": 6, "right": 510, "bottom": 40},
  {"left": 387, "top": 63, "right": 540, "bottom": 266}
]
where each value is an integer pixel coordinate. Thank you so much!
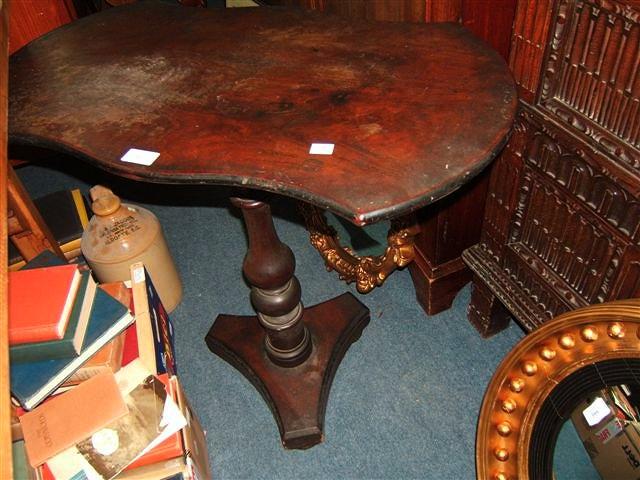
[
  {"left": 132, "top": 265, "right": 145, "bottom": 284},
  {"left": 121, "top": 148, "right": 160, "bottom": 166},
  {"left": 309, "top": 143, "right": 334, "bottom": 155},
  {"left": 583, "top": 397, "right": 611, "bottom": 426}
]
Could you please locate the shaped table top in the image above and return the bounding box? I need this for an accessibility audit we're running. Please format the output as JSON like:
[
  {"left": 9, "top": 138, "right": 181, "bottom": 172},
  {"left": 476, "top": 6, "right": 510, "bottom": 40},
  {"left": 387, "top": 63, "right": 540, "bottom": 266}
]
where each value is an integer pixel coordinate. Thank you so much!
[{"left": 9, "top": 1, "right": 516, "bottom": 225}]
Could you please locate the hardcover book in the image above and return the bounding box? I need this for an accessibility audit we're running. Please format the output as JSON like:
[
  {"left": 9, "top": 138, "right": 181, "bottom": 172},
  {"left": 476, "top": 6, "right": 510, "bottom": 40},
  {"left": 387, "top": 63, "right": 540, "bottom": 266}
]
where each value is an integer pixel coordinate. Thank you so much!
[
  {"left": 20, "top": 371, "right": 128, "bottom": 467},
  {"left": 98, "top": 281, "right": 132, "bottom": 311},
  {"left": 16, "top": 249, "right": 67, "bottom": 271},
  {"left": 9, "top": 188, "right": 90, "bottom": 270},
  {"left": 10, "top": 271, "right": 98, "bottom": 363},
  {"left": 12, "top": 440, "right": 39, "bottom": 480},
  {"left": 35, "top": 188, "right": 90, "bottom": 250},
  {"left": 116, "top": 457, "right": 192, "bottom": 480},
  {"left": 9, "top": 263, "right": 82, "bottom": 345},
  {"left": 121, "top": 322, "right": 140, "bottom": 368},
  {"left": 46, "top": 362, "right": 187, "bottom": 480},
  {"left": 130, "top": 263, "right": 176, "bottom": 376},
  {"left": 59, "top": 283, "right": 130, "bottom": 388},
  {"left": 10, "top": 287, "right": 134, "bottom": 410},
  {"left": 61, "top": 329, "right": 126, "bottom": 387}
]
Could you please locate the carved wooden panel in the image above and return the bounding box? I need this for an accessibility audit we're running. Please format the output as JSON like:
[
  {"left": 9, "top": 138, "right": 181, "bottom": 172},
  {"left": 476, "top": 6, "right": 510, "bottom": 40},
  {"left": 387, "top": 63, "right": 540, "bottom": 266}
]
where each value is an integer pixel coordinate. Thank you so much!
[
  {"left": 525, "top": 128, "right": 640, "bottom": 241},
  {"left": 479, "top": 107, "right": 633, "bottom": 323},
  {"left": 540, "top": 0, "right": 640, "bottom": 170},
  {"left": 612, "top": 247, "right": 640, "bottom": 297},
  {"left": 466, "top": 102, "right": 640, "bottom": 333},
  {"left": 481, "top": 116, "right": 526, "bottom": 258},
  {"left": 465, "top": 0, "right": 640, "bottom": 336},
  {"left": 509, "top": 0, "right": 555, "bottom": 101},
  {"left": 516, "top": 111, "right": 639, "bottom": 305},
  {"left": 508, "top": 172, "right": 623, "bottom": 306}
]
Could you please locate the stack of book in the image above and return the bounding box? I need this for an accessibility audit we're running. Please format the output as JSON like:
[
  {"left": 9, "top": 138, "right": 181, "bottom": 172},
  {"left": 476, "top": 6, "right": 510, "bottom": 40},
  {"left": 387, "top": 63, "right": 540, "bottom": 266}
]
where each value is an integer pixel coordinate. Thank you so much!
[
  {"left": 9, "top": 255, "right": 212, "bottom": 480},
  {"left": 9, "top": 256, "right": 134, "bottom": 411}
]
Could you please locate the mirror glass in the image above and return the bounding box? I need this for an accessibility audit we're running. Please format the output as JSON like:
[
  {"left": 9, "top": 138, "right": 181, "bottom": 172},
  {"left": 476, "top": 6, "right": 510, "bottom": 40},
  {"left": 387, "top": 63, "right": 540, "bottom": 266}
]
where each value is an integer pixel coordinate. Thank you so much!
[
  {"left": 325, "top": 213, "right": 390, "bottom": 257},
  {"left": 553, "top": 383, "right": 640, "bottom": 479}
]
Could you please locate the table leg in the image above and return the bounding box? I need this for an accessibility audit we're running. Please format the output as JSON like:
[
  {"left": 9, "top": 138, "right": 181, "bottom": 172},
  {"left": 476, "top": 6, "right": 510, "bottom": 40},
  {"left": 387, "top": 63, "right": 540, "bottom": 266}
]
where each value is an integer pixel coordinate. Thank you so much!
[{"left": 205, "top": 198, "right": 370, "bottom": 449}]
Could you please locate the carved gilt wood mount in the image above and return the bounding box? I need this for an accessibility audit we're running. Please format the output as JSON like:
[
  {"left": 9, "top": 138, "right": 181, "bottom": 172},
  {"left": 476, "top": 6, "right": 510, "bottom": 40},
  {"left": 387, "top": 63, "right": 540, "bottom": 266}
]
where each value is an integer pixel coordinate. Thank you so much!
[{"left": 300, "top": 203, "right": 420, "bottom": 293}]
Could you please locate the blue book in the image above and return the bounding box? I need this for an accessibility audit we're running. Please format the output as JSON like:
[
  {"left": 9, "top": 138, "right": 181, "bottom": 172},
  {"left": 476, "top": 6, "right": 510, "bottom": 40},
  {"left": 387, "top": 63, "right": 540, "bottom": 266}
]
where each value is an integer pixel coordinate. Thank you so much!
[
  {"left": 10, "top": 287, "right": 134, "bottom": 410},
  {"left": 20, "top": 250, "right": 67, "bottom": 270},
  {"left": 145, "top": 268, "right": 176, "bottom": 376}
]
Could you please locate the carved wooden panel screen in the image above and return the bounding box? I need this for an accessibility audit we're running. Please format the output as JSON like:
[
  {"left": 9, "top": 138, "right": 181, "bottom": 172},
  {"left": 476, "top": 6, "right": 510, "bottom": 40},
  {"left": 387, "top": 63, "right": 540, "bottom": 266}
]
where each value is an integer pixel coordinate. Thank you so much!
[
  {"left": 463, "top": 0, "right": 640, "bottom": 336},
  {"left": 539, "top": 0, "right": 640, "bottom": 167}
]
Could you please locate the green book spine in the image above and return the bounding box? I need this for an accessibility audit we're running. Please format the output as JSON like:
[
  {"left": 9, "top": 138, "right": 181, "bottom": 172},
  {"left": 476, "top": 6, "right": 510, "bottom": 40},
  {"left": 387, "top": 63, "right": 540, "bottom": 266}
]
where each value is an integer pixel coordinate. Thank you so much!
[
  {"left": 12, "top": 440, "right": 35, "bottom": 480},
  {"left": 10, "top": 271, "right": 92, "bottom": 363}
]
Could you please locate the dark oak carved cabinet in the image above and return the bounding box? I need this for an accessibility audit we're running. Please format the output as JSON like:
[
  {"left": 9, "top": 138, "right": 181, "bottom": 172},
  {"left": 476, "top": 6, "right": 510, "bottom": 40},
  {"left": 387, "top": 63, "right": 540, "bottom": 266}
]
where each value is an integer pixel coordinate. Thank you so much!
[{"left": 464, "top": 0, "right": 640, "bottom": 335}]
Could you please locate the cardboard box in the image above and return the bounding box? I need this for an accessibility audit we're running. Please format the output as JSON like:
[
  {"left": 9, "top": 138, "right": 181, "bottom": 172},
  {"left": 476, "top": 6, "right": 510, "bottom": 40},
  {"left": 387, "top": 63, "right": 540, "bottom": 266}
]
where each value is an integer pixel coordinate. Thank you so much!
[{"left": 571, "top": 387, "right": 640, "bottom": 480}]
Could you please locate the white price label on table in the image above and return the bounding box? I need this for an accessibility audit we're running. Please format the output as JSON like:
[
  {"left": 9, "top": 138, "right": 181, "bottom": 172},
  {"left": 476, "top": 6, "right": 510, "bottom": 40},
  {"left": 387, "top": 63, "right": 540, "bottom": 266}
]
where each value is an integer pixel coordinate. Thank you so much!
[
  {"left": 121, "top": 148, "right": 160, "bottom": 166},
  {"left": 309, "top": 143, "right": 335, "bottom": 155}
]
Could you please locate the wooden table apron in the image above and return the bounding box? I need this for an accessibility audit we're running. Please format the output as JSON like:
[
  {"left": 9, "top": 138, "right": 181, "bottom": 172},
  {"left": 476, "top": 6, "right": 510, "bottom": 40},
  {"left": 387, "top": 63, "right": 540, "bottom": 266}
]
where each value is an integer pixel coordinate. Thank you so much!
[{"left": 8, "top": 2, "right": 516, "bottom": 449}]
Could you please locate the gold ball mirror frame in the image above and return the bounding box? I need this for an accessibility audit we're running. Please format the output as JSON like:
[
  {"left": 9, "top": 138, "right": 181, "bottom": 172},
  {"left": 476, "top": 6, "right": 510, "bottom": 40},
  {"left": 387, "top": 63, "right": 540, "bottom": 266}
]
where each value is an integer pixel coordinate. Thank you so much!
[{"left": 476, "top": 299, "right": 640, "bottom": 480}]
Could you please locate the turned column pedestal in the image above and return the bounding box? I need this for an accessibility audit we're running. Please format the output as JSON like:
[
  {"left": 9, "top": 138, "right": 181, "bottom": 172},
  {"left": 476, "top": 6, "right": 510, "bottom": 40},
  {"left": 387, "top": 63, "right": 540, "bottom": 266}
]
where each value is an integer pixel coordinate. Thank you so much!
[{"left": 206, "top": 198, "right": 370, "bottom": 449}]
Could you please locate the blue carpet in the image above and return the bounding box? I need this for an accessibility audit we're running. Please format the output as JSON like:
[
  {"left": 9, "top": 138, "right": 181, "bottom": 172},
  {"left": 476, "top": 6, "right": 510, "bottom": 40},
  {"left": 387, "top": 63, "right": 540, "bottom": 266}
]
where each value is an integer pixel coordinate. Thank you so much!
[{"left": 14, "top": 159, "right": 595, "bottom": 479}]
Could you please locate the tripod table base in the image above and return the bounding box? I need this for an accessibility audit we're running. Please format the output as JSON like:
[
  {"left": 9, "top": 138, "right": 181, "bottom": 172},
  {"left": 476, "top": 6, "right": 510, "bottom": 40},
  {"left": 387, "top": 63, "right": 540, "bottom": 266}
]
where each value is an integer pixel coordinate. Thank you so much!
[{"left": 205, "top": 292, "right": 370, "bottom": 449}]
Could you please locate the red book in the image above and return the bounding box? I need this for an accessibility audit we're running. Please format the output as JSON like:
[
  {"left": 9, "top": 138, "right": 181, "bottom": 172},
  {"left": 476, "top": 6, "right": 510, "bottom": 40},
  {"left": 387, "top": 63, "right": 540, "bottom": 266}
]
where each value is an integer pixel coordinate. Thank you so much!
[
  {"left": 9, "top": 264, "right": 82, "bottom": 345},
  {"left": 40, "top": 463, "right": 54, "bottom": 480},
  {"left": 121, "top": 322, "right": 140, "bottom": 367}
]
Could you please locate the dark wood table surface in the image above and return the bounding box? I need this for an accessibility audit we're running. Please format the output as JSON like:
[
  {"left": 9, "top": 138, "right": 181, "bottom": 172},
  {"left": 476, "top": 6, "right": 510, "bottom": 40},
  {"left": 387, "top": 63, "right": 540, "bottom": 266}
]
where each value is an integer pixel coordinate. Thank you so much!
[
  {"left": 9, "top": 1, "right": 515, "bottom": 225},
  {"left": 8, "top": 1, "right": 516, "bottom": 450}
]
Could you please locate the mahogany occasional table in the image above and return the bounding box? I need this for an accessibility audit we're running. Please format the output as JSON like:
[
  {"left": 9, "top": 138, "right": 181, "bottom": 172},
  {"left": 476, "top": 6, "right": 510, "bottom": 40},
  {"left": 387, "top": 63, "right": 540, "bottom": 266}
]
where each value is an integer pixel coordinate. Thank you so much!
[{"left": 8, "top": 2, "right": 516, "bottom": 449}]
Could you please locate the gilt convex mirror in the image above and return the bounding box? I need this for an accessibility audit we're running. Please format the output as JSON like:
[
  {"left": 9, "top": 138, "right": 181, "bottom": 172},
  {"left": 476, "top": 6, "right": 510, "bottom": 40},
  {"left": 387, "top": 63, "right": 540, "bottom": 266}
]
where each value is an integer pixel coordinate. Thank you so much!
[
  {"left": 551, "top": 379, "right": 640, "bottom": 479},
  {"left": 476, "top": 299, "right": 640, "bottom": 480}
]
